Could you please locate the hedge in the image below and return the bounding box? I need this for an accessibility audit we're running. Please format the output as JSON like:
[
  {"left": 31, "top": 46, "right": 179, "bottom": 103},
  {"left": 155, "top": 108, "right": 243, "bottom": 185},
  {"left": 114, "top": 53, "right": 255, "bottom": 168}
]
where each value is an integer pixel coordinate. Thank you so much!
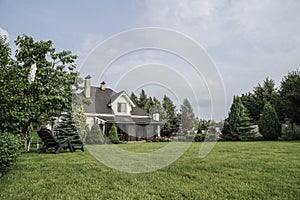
[{"left": 0, "top": 133, "right": 23, "bottom": 177}]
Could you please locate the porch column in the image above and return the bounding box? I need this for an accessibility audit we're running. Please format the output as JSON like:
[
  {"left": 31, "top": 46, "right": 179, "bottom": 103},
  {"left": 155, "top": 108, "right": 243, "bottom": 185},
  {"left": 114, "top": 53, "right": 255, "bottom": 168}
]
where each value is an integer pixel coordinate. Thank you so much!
[{"left": 157, "top": 125, "right": 161, "bottom": 137}]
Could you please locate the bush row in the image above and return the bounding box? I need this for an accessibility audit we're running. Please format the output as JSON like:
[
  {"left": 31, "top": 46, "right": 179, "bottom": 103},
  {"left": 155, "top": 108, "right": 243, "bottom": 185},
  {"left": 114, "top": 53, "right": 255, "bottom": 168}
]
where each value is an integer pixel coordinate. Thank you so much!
[{"left": 0, "top": 133, "right": 23, "bottom": 177}]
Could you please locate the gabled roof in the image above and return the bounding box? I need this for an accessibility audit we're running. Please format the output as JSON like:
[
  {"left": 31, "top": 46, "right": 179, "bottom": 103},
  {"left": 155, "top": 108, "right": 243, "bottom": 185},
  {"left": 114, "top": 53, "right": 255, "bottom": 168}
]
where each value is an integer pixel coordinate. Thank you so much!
[
  {"left": 108, "top": 90, "right": 135, "bottom": 108},
  {"left": 79, "top": 86, "right": 149, "bottom": 116}
]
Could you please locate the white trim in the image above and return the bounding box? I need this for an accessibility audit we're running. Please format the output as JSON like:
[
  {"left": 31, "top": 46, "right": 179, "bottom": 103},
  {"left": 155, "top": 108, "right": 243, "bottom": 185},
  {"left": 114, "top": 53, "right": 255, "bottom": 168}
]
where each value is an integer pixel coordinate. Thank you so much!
[
  {"left": 111, "top": 91, "right": 136, "bottom": 108},
  {"left": 85, "top": 113, "right": 101, "bottom": 117},
  {"left": 98, "top": 113, "right": 115, "bottom": 117},
  {"left": 85, "top": 113, "right": 149, "bottom": 118},
  {"left": 131, "top": 115, "right": 150, "bottom": 118}
]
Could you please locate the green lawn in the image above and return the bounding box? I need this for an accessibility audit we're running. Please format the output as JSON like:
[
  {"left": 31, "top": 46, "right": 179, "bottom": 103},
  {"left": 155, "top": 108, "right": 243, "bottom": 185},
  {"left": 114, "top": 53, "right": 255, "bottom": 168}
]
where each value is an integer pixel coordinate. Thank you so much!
[{"left": 0, "top": 142, "right": 299, "bottom": 199}]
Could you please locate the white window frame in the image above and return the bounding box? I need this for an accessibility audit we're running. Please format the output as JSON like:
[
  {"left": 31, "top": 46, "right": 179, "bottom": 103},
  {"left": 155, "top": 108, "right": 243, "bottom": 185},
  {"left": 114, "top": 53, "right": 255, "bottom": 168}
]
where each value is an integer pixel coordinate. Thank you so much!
[{"left": 117, "top": 102, "right": 127, "bottom": 113}]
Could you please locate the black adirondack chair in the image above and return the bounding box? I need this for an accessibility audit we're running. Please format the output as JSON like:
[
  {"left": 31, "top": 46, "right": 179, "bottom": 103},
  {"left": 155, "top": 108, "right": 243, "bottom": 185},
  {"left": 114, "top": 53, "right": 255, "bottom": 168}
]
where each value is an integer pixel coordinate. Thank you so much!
[
  {"left": 37, "top": 128, "right": 74, "bottom": 154},
  {"left": 54, "top": 129, "right": 84, "bottom": 152}
]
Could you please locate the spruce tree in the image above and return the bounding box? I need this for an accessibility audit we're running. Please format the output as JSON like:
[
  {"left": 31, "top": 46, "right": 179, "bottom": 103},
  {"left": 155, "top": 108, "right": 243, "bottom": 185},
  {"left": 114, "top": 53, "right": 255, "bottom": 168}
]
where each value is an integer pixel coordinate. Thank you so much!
[
  {"left": 259, "top": 102, "right": 281, "bottom": 140},
  {"left": 162, "top": 95, "right": 179, "bottom": 136},
  {"left": 237, "top": 109, "right": 255, "bottom": 140},
  {"left": 228, "top": 96, "right": 244, "bottom": 139},
  {"left": 54, "top": 111, "right": 80, "bottom": 137}
]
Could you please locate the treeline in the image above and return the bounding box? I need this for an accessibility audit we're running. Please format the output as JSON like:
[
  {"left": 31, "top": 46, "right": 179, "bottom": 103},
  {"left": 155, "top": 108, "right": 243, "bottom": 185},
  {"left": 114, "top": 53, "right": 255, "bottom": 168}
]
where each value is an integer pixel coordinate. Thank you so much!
[
  {"left": 130, "top": 90, "right": 213, "bottom": 136},
  {"left": 223, "top": 70, "right": 300, "bottom": 141}
]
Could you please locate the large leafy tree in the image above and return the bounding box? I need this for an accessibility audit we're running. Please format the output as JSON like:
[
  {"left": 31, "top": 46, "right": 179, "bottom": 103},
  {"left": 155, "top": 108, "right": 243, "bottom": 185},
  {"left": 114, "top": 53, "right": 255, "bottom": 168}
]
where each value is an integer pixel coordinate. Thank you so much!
[
  {"left": 258, "top": 102, "right": 281, "bottom": 140},
  {"left": 280, "top": 70, "right": 300, "bottom": 124},
  {"left": 0, "top": 35, "right": 79, "bottom": 140},
  {"left": 0, "top": 35, "right": 10, "bottom": 67}
]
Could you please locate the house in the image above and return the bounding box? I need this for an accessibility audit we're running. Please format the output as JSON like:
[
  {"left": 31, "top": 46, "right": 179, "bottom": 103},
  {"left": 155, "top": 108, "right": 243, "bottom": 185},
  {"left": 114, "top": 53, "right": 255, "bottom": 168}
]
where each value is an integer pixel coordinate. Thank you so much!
[{"left": 79, "top": 75, "right": 161, "bottom": 141}]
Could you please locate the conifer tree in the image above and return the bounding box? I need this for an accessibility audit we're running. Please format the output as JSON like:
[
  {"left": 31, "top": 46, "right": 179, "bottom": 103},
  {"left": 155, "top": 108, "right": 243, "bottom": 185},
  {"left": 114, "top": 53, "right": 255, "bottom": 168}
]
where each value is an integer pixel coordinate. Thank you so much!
[
  {"left": 237, "top": 109, "right": 255, "bottom": 140},
  {"left": 108, "top": 124, "right": 120, "bottom": 144},
  {"left": 259, "top": 102, "right": 281, "bottom": 140},
  {"left": 228, "top": 96, "right": 244, "bottom": 138},
  {"left": 54, "top": 111, "right": 80, "bottom": 137},
  {"left": 85, "top": 123, "right": 104, "bottom": 144}
]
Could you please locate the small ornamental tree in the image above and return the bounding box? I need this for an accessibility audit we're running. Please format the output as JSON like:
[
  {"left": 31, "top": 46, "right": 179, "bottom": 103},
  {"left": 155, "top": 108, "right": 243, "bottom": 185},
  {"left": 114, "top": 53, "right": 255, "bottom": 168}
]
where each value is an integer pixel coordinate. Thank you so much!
[
  {"left": 85, "top": 123, "right": 104, "bottom": 144},
  {"left": 108, "top": 124, "right": 119, "bottom": 144},
  {"left": 259, "top": 102, "right": 281, "bottom": 140}
]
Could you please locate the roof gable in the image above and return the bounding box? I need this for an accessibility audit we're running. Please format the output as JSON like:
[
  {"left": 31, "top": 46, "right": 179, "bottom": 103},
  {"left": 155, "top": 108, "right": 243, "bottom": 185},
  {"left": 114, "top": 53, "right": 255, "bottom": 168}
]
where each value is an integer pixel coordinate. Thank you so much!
[
  {"left": 109, "top": 91, "right": 135, "bottom": 108},
  {"left": 79, "top": 86, "right": 149, "bottom": 117}
]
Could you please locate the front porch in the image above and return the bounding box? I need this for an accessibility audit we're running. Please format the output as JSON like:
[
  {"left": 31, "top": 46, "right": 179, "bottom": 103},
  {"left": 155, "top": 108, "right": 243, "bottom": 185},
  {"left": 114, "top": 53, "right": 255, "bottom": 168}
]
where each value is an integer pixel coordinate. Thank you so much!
[{"left": 98, "top": 116, "right": 162, "bottom": 142}]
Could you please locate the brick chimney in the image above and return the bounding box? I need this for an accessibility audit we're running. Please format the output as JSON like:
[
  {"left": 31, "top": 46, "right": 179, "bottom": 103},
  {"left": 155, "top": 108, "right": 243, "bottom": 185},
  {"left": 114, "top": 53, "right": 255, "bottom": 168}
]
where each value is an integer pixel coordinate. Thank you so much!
[{"left": 84, "top": 75, "right": 91, "bottom": 98}]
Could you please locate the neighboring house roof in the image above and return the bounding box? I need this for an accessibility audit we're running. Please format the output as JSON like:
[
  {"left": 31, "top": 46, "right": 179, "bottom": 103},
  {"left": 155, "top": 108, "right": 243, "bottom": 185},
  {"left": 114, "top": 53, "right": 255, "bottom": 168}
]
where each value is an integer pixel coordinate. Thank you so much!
[{"left": 79, "top": 86, "right": 150, "bottom": 117}]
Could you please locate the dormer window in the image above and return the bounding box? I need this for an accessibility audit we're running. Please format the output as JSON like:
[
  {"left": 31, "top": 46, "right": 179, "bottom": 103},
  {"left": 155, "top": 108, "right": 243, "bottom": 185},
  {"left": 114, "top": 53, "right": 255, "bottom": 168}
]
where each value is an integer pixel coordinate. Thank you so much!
[{"left": 117, "top": 103, "right": 127, "bottom": 113}]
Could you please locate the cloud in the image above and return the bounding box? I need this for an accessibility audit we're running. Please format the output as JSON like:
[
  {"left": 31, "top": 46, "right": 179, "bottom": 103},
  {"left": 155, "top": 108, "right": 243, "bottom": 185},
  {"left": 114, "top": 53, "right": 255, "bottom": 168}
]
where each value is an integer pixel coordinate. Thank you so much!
[{"left": 141, "top": 0, "right": 300, "bottom": 117}]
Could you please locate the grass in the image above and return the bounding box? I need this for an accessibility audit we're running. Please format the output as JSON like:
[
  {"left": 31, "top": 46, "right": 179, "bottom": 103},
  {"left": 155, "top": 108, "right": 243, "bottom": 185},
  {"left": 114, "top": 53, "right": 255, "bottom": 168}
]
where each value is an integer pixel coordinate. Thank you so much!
[{"left": 0, "top": 141, "right": 299, "bottom": 199}]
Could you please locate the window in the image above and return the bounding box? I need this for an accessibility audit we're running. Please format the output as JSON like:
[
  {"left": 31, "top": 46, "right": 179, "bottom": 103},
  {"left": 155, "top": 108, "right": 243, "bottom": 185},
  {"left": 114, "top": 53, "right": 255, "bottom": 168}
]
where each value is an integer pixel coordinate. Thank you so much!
[{"left": 117, "top": 103, "right": 127, "bottom": 113}]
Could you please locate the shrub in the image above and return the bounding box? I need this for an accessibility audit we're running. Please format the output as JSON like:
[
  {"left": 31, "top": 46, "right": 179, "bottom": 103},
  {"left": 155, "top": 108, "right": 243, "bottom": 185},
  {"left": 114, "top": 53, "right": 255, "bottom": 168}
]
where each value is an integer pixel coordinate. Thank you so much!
[
  {"left": 85, "top": 123, "right": 104, "bottom": 144},
  {"left": 281, "top": 124, "right": 300, "bottom": 140},
  {"left": 0, "top": 133, "right": 23, "bottom": 177},
  {"left": 194, "top": 134, "right": 205, "bottom": 142},
  {"left": 108, "top": 124, "right": 120, "bottom": 144}
]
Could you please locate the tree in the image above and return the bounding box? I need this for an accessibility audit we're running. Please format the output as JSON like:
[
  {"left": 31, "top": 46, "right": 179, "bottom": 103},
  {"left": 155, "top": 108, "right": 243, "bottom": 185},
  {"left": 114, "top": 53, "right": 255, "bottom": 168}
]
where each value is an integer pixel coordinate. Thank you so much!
[
  {"left": 130, "top": 92, "right": 138, "bottom": 105},
  {"left": 54, "top": 111, "right": 80, "bottom": 136},
  {"left": 85, "top": 123, "right": 104, "bottom": 144},
  {"left": 258, "top": 102, "right": 281, "bottom": 140},
  {"left": 108, "top": 124, "right": 119, "bottom": 144},
  {"left": 237, "top": 109, "right": 255, "bottom": 140},
  {"left": 228, "top": 96, "right": 244, "bottom": 139},
  {"left": 161, "top": 95, "right": 179, "bottom": 136},
  {"left": 73, "top": 105, "right": 89, "bottom": 141},
  {"left": 138, "top": 89, "right": 148, "bottom": 109},
  {"left": 221, "top": 117, "right": 231, "bottom": 139},
  {"left": 280, "top": 70, "right": 300, "bottom": 124},
  {"left": 241, "top": 78, "right": 282, "bottom": 123},
  {"left": 0, "top": 35, "right": 80, "bottom": 142},
  {"left": 180, "top": 98, "right": 195, "bottom": 131},
  {"left": 0, "top": 35, "right": 10, "bottom": 67},
  {"left": 227, "top": 96, "right": 255, "bottom": 140}
]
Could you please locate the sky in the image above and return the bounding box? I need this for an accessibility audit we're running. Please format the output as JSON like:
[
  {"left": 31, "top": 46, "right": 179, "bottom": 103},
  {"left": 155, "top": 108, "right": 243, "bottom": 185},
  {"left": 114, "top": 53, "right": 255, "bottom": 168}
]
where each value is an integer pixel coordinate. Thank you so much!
[{"left": 1, "top": 0, "right": 299, "bottom": 120}]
